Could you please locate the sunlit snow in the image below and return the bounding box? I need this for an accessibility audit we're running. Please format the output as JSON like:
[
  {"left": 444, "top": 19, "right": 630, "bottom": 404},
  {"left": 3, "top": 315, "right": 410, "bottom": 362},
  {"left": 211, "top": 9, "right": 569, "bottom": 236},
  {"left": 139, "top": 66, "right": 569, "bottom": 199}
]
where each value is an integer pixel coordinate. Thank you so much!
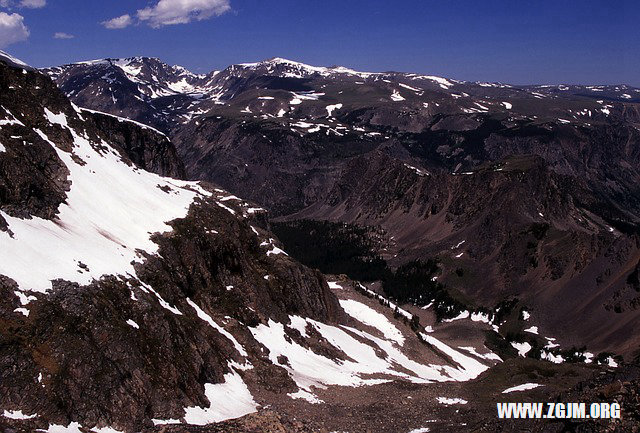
[
  {"left": 339, "top": 299, "right": 405, "bottom": 345},
  {"left": 390, "top": 90, "right": 405, "bottom": 101},
  {"left": 502, "top": 383, "right": 542, "bottom": 393},
  {"left": 511, "top": 342, "right": 532, "bottom": 357},
  {"left": 183, "top": 370, "right": 258, "bottom": 425},
  {"left": 3, "top": 409, "right": 38, "bottom": 420},
  {"left": 436, "top": 397, "right": 468, "bottom": 405},
  {"left": 0, "top": 110, "right": 210, "bottom": 292}
]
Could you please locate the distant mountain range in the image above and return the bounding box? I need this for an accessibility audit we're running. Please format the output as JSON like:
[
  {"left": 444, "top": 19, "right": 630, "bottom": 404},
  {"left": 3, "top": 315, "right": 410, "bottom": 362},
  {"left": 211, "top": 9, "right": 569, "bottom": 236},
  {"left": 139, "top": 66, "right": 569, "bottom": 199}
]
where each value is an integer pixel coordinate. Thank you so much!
[{"left": 45, "top": 56, "right": 639, "bottom": 134}]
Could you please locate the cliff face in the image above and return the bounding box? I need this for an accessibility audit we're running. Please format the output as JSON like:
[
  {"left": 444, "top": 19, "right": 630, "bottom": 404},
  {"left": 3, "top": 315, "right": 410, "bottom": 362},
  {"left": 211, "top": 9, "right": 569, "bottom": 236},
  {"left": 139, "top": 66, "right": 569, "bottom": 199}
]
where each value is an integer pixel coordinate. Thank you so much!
[{"left": 83, "top": 109, "right": 186, "bottom": 179}]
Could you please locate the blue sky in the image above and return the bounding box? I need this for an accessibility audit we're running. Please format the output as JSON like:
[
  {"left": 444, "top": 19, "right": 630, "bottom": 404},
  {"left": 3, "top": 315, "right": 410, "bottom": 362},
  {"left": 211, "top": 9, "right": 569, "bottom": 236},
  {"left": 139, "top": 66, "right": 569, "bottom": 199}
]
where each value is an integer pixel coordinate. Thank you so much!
[{"left": 2, "top": 0, "right": 638, "bottom": 85}]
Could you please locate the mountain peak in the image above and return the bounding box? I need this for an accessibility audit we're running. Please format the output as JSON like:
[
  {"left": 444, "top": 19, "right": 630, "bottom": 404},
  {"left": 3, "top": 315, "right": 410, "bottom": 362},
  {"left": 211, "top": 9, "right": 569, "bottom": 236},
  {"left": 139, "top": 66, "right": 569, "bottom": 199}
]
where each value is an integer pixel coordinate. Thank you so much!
[
  {"left": 233, "top": 56, "right": 378, "bottom": 79},
  {"left": 0, "top": 50, "right": 33, "bottom": 71}
]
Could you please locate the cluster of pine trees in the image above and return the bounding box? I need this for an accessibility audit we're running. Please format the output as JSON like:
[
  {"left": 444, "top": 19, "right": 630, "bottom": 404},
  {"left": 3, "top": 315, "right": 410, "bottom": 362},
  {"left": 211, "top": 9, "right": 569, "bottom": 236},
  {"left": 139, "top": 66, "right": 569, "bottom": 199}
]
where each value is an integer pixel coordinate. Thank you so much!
[{"left": 272, "top": 219, "right": 467, "bottom": 320}]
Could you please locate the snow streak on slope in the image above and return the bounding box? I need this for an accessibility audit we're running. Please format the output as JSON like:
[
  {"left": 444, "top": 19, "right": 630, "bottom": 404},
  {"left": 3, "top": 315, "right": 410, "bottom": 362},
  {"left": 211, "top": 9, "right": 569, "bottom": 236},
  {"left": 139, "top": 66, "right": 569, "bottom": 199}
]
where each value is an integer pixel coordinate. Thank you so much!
[
  {"left": 186, "top": 298, "right": 249, "bottom": 359},
  {"left": 0, "top": 50, "right": 33, "bottom": 71},
  {"left": 250, "top": 315, "right": 493, "bottom": 402},
  {"left": 339, "top": 299, "right": 405, "bottom": 345},
  {"left": 0, "top": 109, "right": 210, "bottom": 292},
  {"left": 502, "top": 383, "right": 542, "bottom": 393},
  {"left": 79, "top": 108, "right": 167, "bottom": 137}
]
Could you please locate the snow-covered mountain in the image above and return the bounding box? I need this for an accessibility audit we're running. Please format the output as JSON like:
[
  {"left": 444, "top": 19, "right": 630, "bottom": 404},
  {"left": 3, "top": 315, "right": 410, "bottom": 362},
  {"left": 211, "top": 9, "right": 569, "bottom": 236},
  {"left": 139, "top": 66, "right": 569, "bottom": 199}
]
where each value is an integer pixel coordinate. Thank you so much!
[
  {"left": 3, "top": 50, "right": 640, "bottom": 432},
  {"left": 46, "top": 56, "right": 640, "bottom": 136},
  {"left": 0, "top": 50, "right": 556, "bottom": 433},
  {"left": 44, "top": 53, "right": 640, "bottom": 362}
]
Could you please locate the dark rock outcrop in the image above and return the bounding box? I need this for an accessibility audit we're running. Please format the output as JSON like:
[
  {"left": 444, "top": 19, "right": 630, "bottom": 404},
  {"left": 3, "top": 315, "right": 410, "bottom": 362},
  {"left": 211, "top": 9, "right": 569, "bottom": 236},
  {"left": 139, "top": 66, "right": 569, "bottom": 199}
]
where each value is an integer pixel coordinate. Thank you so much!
[{"left": 84, "top": 109, "right": 186, "bottom": 179}]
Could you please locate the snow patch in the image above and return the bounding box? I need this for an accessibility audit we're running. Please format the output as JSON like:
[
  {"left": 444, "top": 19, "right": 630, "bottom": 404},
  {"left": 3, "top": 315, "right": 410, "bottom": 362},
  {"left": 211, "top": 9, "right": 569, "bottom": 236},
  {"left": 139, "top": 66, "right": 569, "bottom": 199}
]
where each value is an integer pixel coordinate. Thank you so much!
[
  {"left": 544, "top": 337, "right": 559, "bottom": 349},
  {"left": 266, "top": 246, "right": 287, "bottom": 256},
  {"left": 451, "top": 240, "right": 466, "bottom": 249},
  {"left": 511, "top": 342, "right": 532, "bottom": 357},
  {"left": 502, "top": 383, "right": 542, "bottom": 393},
  {"left": 404, "top": 164, "right": 429, "bottom": 176},
  {"left": 339, "top": 299, "right": 405, "bottom": 345},
  {"left": 37, "top": 423, "right": 84, "bottom": 433},
  {"left": 415, "top": 75, "right": 454, "bottom": 89},
  {"left": 399, "top": 83, "right": 422, "bottom": 92},
  {"left": 458, "top": 346, "right": 502, "bottom": 361},
  {"left": 151, "top": 418, "right": 181, "bottom": 425},
  {"left": 3, "top": 409, "right": 38, "bottom": 419},
  {"left": 541, "top": 351, "right": 563, "bottom": 364},
  {"left": 470, "top": 312, "right": 492, "bottom": 323},
  {"left": 288, "top": 389, "right": 324, "bottom": 404},
  {"left": 44, "top": 108, "right": 69, "bottom": 128},
  {"left": 419, "top": 333, "right": 490, "bottom": 381},
  {"left": 288, "top": 315, "right": 310, "bottom": 338},
  {"left": 390, "top": 90, "right": 405, "bottom": 102},
  {"left": 436, "top": 397, "right": 468, "bottom": 405},
  {"left": 443, "top": 310, "right": 469, "bottom": 322},
  {"left": 183, "top": 371, "right": 258, "bottom": 425},
  {"left": 326, "top": 103, "right": 343, "bottom": 117}
]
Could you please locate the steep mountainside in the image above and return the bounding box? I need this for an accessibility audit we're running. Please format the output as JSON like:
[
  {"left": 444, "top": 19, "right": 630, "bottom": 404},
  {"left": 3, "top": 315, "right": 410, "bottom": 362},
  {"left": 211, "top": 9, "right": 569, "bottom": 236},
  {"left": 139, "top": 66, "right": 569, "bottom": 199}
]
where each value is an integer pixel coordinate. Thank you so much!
[
  {"left": 81, "top": 108, "right": 186, "bottom": 179},
  {"left": 47, "top": 56, "right": 640, "bottom": 361},
  {"left": 0, "top": 52, "right": 544, "bottom": 433}
]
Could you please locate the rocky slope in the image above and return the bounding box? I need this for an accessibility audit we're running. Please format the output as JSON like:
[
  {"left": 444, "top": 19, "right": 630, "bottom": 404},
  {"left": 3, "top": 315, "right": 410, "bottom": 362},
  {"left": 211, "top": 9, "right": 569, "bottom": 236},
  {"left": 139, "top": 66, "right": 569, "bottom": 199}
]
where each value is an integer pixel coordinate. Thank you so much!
[{"left": 0, "top": 50, "right": 338, "bottom": 432}]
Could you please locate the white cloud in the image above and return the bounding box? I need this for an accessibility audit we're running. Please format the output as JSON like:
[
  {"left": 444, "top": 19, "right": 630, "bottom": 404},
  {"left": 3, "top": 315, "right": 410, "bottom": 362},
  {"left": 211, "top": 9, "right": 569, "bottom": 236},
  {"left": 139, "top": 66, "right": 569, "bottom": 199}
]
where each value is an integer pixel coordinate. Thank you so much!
[
  {"left": 104, "top": 0, "right": 231, "bottom": 29},
  {"left": 53, "top": 32, "right": 74, "bottom": 39},
  {"left": 102, "top": 14, "right": 133, "bottom": 30},
  {"left": 19, "top": 0, "right": 46, "bottom": 8},
  {"left": 138, "top": 0, "right": 231, "bottom": 27},
  {"left": 0, "top": 12, "right": 29, "bottom": 48}
]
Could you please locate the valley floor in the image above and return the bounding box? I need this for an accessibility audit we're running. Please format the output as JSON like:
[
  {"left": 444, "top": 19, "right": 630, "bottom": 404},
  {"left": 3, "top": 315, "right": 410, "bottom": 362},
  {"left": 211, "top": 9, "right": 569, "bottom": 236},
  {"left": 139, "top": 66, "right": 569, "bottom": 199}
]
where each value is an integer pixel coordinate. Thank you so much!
[{"left": 147, "top": 279, "right": 619, "bottom": 433}]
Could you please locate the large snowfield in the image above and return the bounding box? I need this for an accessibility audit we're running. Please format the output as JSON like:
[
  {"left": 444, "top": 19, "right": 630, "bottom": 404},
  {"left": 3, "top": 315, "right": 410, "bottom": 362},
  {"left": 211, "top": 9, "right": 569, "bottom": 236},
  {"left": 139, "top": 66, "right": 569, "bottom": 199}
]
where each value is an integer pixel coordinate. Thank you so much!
[{"left": 0, "top": 108, "right": 210, "bottom": 293}]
